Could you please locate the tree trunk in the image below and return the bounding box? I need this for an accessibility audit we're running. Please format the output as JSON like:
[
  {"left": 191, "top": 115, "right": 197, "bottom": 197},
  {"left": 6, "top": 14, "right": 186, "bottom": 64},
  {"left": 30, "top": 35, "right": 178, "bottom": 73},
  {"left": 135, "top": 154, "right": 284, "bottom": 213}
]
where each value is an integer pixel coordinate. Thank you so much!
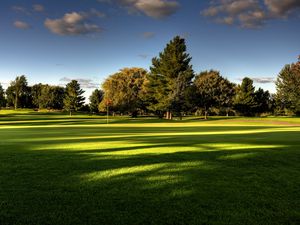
[
  {"left": 166, "top": 111, "right": 169, "bottom": 120},
  {"left": 70, "top": 110, "right": 72, "bottom": 116},
  {"left": 14, "top": 95, "right": 18, "bottom": 110},
  {"left": 169, "top": 112, "right": 173, "bottom": 120},
  {"left": 204, "top": 110, "right": 208, "bottom": 120}
]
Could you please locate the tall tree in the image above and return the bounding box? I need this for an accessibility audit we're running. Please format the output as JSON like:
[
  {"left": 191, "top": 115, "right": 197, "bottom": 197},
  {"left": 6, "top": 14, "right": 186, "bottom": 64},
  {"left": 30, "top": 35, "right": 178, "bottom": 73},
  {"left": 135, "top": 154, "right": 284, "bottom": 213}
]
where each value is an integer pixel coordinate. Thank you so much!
[
  {"left": 276, "top": 57, "right": 300, "bottom": 115},
  {"left": 194, "top": 70, "right": 235, "bottom": 119},
  {"left": 234, "top": 77, "right": 257, "bottom": 116},
  {"left": 100, "top": 68, "right": 148, "bottom": 117},
  {"left": 6, "top": 75, "right": 29, "bottom": 109},
  {"left": 0, "top": 84, "right": 6, "bottom": 108},
  {"left": 254, "top": 88, "right": 271, "bottom": 115},
  {"left": 147, "top": 36, "right": 194, "bottom": 119},
  {"left": 63, "top": 80, "right": 85, "bottom": 115},
  {"left": 89, "top": 89, "right": 104, "bottom": 113},
  {"left": 31, "top": 83, "right": 44, "bottom": 108}
]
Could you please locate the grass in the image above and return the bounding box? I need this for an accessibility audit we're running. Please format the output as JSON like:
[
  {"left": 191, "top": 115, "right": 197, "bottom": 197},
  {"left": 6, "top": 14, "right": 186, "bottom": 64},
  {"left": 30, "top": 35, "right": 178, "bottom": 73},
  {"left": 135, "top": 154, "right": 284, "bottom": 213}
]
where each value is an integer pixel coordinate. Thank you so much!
[{"left": 0, "top": 111, "right": 299, "bottom": 225}]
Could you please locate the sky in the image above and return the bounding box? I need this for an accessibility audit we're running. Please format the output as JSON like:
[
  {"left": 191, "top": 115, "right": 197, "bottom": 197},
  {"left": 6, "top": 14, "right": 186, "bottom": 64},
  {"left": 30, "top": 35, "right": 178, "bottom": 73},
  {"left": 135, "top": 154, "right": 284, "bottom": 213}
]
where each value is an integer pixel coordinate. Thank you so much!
[{"left": 0, "top": 0, "right": 300, "bottom": 101}]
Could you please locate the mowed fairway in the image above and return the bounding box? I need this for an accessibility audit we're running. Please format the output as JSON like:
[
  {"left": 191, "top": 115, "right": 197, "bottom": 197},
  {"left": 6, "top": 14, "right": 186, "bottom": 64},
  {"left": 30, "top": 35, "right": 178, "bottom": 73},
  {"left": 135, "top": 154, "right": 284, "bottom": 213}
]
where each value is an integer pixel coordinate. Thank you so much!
[{"left": 0, "top": 112, "right": 300, "bottom": 225}]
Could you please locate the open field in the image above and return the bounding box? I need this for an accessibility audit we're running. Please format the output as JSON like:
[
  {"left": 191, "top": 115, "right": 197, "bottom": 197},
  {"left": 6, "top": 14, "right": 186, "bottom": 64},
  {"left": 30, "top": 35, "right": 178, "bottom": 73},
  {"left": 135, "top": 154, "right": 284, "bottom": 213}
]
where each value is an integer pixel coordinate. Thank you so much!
[{"left": 0, "top": 111, "right": 299, "bottom": 225}]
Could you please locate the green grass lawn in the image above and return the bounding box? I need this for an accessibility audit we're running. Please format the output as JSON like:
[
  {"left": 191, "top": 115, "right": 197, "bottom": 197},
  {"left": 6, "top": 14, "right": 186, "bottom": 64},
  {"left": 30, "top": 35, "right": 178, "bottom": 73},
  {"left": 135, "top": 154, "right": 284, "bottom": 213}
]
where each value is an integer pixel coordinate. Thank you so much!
[{"left": 0, "top": 111, "right": 299, "bottom": 225}]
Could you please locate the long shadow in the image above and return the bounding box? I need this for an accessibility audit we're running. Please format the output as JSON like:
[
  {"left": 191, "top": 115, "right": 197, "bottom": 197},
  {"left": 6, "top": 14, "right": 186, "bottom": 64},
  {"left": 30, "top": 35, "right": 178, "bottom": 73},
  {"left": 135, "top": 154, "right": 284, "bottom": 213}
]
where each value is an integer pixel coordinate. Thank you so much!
[{"left": 0, "top": 126, "right": 299, "bottom": 225}]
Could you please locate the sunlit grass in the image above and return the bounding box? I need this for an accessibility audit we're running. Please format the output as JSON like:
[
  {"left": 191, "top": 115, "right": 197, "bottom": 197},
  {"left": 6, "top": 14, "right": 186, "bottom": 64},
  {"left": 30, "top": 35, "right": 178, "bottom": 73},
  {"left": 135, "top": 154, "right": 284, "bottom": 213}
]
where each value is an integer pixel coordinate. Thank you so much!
[{"left": 0, "top": 112, "right": 299, "bottom": 225}]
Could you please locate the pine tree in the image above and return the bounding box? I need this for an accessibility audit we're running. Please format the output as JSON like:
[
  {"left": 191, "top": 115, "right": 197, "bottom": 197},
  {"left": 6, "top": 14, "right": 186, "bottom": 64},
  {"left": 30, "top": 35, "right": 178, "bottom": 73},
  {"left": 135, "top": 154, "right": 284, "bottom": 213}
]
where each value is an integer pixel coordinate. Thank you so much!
[
  {"left": 147, "top": 36, "right": 194, "bottom": 119},
  {"left": 234, "top": 77, "right": 257, "bottom": 116},
  {"left": 63, "top": 80, "right": 85, "bottom": 115},
  {"left": 276, "top": 57, "right": 300, "bottom": 115},
  {"left": 89, "top": 89, "right": 104, "bottom": 113}
]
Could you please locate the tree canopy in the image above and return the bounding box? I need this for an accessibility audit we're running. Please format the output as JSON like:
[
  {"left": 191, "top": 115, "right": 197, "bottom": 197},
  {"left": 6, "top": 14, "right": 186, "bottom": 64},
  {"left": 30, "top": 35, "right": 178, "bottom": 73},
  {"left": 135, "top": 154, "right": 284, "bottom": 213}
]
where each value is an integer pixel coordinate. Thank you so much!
[
  {"left": 63, "top": 80, "right": 85, "bottom": 115},
  {"left": 147, "top": 36, "right": 194, "bottom": 119}
]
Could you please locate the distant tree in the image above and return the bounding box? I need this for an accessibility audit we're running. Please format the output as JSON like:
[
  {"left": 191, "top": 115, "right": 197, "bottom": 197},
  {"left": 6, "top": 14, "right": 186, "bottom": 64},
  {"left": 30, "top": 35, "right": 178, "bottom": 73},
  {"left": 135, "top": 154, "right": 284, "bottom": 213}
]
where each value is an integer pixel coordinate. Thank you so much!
[
  {"left": 63, "top": 80, "right": 85, "bottom": 115},
  {"left": 31, "top": 83, "right": 44, "bottom": 108},
  {"left": 276, "top": 57, "right": 300, "bottom": 115},
  {"left": 234, "top": 77, "right": 257, "bottom": 116},
  {"left": 51, "top": 86, "right": 65, "bottom": 110},
  {"left": 100, "top": 68, "right": 148, "bottom": 117},
  {"left": 194, "top": 70, "right": 235, "bottom": 119},
  {"left": 147, "top": 36, "right": 194, "bottom": 119},
  {"left": 6, "top": 75, "right": 29, "bottom": 109},
  {"left": 254, "top": 88, "right": 271, "bottom": 115},
  {"left": 89, "top": 89, "right": 104, "bottom": 113},
  {"left": 0, "top": 84, "right": 6, "bottom": 108}
]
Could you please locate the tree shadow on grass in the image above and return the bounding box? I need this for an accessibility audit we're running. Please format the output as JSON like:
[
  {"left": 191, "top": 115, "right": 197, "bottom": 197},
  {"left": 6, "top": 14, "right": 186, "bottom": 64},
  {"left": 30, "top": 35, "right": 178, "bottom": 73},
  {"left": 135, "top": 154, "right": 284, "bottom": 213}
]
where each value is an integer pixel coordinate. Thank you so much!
[{"left": 0, "top": 128, "right": 299, "bottom": 225}]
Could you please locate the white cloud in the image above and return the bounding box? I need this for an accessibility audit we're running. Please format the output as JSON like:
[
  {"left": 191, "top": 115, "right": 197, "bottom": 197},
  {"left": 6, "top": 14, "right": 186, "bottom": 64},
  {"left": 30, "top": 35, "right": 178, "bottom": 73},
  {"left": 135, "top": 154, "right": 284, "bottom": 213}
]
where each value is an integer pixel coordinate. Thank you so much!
[
  {"left": 44, "top": 12, "right": 102, "bottom": 36},
  {"left": 14, "top": 20, "right": 31, "bottom": 30},
  {"left": 12, "top": 5, "right": 30, "bottom": 15},
  {"left": 101, "top": 0, "right": 179, "bottom": 19},
  {"left": 33, "top": 4, "right": 45, "bottom": 12},
  {"left": 264, "top": 0, "right": 300, "bottom": 16},
  {"left": 60, "top": 77, "right": 99, "bottom": 89},
  {"left": 142, "top": 32, "right": 155, "bottom": 38},
  {"left": 202, "top": 0, "right": 300, "bottom": 28}
]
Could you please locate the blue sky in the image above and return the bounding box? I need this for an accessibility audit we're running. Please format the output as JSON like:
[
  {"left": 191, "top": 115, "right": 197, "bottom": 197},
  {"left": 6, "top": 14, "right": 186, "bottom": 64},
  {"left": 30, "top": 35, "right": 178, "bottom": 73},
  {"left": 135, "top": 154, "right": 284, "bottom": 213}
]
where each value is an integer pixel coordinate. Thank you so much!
[{"left": 1, "top": 0, "right": 300, "bottom": 100}]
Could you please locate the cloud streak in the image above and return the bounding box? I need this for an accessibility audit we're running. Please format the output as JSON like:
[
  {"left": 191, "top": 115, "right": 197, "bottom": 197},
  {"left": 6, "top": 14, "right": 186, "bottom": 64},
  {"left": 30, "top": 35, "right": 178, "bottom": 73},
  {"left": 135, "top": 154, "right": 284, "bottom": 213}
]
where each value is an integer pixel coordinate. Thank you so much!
[{"left": 60, "top": 77, "right": 99, "bottom": 89}]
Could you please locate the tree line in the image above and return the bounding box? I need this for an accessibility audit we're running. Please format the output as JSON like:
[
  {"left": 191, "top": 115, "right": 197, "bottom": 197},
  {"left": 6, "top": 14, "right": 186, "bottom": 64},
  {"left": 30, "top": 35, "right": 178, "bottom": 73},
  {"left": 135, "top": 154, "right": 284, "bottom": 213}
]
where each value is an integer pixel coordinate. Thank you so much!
[{"left": 0, "top": 36, "right": 299, "bottom": 118}]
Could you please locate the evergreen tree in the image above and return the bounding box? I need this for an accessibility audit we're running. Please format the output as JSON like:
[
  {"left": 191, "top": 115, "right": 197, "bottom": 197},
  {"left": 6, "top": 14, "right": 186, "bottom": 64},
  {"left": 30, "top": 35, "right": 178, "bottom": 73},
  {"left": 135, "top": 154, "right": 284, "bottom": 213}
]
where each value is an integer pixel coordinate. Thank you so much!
[
  {"left": 147, "top": 36, "right": 194, "bottom": 119},
  {"left": 89, "top": 89, "right": 104, "bottom": 113},
  {"left": 276, "top": 57, "right": 300, "bottom": 115},
  {"left": 254, "top": 88, "right": 271, "bottom": 115},
  {"left": 63, "top": 80, "right": 85, "bottom": 115},
  {"left": 234, "top": 77, "right": 257, "bottom": 116}
]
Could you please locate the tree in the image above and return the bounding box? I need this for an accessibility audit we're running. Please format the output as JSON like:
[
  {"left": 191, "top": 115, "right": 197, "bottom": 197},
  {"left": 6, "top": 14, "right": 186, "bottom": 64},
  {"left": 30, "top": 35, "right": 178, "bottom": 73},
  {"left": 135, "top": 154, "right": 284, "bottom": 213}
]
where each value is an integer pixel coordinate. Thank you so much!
[
  {"left": 0, "top": 84, "right": 6, "bottom": 108},
  {"left": 63, "top": 80, "right": 85, "bottom": 115},
  {"left": 6, "top": 75, "right": 30, "bottom": 109},
  {"left": 254, "top": 88, "right": 271, "bottom": 115},
  {"left": 89, "top": 89, "right": 104, "bottom": 113},
  {"left": 31, "top": 84, "right": 64, "bottom": 110},
  {"left": 147, "top": 36, "right": 194, "bottom": 119},
  {"left": 31, "top": 83, "right": 44, "bottom": 108},
  {"left": 276, "top": 57, "right": 300, "bottom": 115},
  {"left": 234, "top": 77, "right": 257, "bottom": 116},
  {"left": 100, "top": 68, "right": 148, "bottom": 117},
  {"left": 194, "top": 70, "right": 235, "bottom": 119}
]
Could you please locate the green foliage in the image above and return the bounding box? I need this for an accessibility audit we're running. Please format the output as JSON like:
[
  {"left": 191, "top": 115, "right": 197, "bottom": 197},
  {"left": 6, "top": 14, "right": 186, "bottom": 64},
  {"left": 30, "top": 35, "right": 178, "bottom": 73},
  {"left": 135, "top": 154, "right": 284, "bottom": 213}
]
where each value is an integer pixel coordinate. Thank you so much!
[
  {"left": 89, "top": 89, "right": 104, "bottom": 113},
  {"left": 63, "top": 80, "right": 85, "bottom": 115},
  {"left": 6, "top": 75, "right": 31, "bottom": 109},
  {"left": 100, "top": 68, "right": 148, "bottom": 115},
  {"left": 147, "top": 36, "right": 194, "bottom": 117},
  {"left": 0, "top": 84, "right": 6, "bottom": 108},
  {"left": 194, "top": 70, "right": 235, "bottom": 118},
  {"left": 31, "top": 84, "right": 65, "bottom": 109},
  {"left": 276, "top": 58, "right": 300, "bottom": 115},
  {"left": 254, "top": 88, "right": 271, "bottom": 115},
  {"left": 234, "top": 77, "right": 257, "bottom": 116}
]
